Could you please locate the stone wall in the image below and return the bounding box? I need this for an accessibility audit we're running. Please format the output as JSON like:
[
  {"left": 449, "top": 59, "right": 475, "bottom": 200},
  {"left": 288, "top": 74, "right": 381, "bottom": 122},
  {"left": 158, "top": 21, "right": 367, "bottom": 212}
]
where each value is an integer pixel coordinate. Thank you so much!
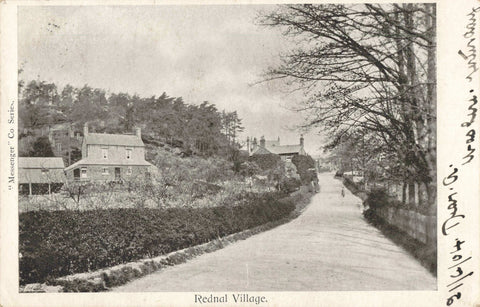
[
  {"left": 375, "top": 206, "right": 436, "bottom": 246},
  {"left": 66, "top": 165, "right": 151, "bottom": 181}
]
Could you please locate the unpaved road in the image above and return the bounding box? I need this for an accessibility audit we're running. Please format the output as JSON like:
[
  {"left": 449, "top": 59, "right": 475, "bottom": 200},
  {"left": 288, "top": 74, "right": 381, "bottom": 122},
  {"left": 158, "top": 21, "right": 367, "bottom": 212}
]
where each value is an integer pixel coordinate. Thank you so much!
[{"left": 113, "top": 173, "right": 436, "bottom": 291}]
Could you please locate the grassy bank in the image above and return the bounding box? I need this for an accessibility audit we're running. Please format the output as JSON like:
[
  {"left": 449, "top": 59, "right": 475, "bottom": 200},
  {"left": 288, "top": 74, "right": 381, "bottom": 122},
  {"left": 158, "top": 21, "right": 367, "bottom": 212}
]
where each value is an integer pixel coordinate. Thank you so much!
[
  {"left": 363, "top": 210, "right": 436, "bottom": 275},
  {"left": 342, "top": 177, "right": 436, "bottom": 275}
]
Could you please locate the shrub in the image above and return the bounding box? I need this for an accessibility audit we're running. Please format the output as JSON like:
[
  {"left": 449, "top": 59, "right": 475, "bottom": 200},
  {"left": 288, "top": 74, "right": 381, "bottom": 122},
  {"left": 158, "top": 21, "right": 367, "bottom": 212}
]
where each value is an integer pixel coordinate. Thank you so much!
[
  {"left": 291, "top": 155, "right": 316, "bottom": 184},
  {"left": 365, "top": 188, "right": 390, "bottom": 210},
  {"left": 238, "top": 161, "right": 261, "bottom": 177},
  {"left": 248, "top": 154, "right": 282, "bottom": 171},
  {"left": 284, "top": 162, "right": 301, "bottom": 180},
  {"left": 19, "top": 192, "right": 295, "bottom": 285},
  {"left": 278, "top": 177, "right": 301, "bottom": 194},
  {"left": 150, "top": 147, "right": 233, "bottom": 183}
]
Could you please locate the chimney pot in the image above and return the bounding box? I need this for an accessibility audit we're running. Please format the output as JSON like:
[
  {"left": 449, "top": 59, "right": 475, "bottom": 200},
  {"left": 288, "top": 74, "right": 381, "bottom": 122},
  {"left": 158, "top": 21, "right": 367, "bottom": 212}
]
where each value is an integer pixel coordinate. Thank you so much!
[
  {"left": 260, "top": 136, "right": 265, "bottom": 147},
  {"left": 135, "top": 127, "right": 141, "bottom": 138},
  {"left": 83, "top": 122, "right": 88, "bottom": 136}
]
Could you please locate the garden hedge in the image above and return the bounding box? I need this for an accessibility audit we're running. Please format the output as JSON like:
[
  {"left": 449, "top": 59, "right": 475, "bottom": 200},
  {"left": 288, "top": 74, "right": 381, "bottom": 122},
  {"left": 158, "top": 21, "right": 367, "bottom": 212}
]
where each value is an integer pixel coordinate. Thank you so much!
[
  {"left": 248, "top": 154, "right": 282, "bottom": 171},
  {"left": 291, "top": 155, "right": 317, "bottom": 184},
  {"left": 19, "top": 192, "right": 294, "bottom": 285}
]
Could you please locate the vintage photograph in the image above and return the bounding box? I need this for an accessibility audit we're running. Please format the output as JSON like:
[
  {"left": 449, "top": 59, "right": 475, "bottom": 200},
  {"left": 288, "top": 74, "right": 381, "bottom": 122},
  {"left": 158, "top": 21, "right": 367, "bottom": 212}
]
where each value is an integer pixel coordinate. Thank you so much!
[{"left": 16, "top": 3, "right": 438, "bottom": 293}]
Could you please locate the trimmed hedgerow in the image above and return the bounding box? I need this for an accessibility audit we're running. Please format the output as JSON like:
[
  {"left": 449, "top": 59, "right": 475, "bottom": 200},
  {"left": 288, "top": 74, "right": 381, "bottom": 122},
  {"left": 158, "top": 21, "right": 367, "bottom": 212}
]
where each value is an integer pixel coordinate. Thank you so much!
[{"left": 19, "top": 192, "right": 294, "bottom": 285}]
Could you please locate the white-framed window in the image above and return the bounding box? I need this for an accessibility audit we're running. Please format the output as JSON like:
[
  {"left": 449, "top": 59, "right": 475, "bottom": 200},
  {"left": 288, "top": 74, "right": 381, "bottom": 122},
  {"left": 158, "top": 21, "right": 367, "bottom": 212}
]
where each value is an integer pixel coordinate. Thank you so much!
[
  {"left": 41, "top": 168, "right": 49, "bottom": 174},
  {"left": 102, "top": 147, "right": 108, "bottom": 159},
  {"left": 81, "top": 167, "right": 87, "bottom": 178},
  {"left": 102, "top": 167, "right": 109, "bottom": 175},
  {"left": 126, "top": 166, "right": 132, "bottom": 176},
  {"left": 126, "top": 148, "right": 132, "bottom": 160}
]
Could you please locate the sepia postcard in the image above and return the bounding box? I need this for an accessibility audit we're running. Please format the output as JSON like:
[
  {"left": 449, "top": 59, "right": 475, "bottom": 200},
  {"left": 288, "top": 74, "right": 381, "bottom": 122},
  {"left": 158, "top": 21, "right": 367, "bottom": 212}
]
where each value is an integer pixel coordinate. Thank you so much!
[{"left": 0, "top": 0, "right": 479, "bottom": 306}]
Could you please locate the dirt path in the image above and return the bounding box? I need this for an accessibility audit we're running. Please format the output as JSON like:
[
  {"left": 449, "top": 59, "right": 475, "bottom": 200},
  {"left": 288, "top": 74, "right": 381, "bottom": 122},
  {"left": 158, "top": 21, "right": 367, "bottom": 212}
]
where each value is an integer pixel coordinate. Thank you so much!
[{"left": 112, "top": 173, "right": 436, "bottom": 291}]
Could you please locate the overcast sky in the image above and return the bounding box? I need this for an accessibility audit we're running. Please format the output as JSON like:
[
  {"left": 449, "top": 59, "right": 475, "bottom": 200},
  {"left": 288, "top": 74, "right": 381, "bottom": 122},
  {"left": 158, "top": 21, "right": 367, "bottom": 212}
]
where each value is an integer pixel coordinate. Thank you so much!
[{"left": 18, "top": 5, "right": 325, "bottom": 155}]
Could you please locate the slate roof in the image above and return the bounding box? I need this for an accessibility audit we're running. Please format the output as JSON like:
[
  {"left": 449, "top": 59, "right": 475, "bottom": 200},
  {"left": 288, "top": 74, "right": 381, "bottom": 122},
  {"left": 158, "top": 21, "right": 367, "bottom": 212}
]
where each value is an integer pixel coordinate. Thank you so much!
[
  {"left": 251, "top": 146, "right": 273, "bottom": 155},
  {"left": 84, "top": 133, "right": 144, "bottom": 147},
  {"left": 251, "top": 137, "right": 306, "bottom": 156},
  {"left": 19, "top": 157, "right": 66, "bottom": 183},
  {"left": 267, "top": 144, "right": 303, "bottom": 155},
  {"left": 264, "top": 140, "right": 280, "bottom": 147},
  {"left": 19, "top": 157, "right": 65, "bottom": 169},
  {"left": 64, "top": 157, "right": 152, "bottom": 171}
]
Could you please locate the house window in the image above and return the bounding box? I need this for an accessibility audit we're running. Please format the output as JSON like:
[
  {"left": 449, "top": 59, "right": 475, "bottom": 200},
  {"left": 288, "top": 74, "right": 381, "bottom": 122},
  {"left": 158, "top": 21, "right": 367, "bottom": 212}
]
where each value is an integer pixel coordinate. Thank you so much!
[
  {"left": 81, "top": 167, "right": 87, "bottom": 178},
  {"left": 126, "top": 148, "right": 132, "bottom": 160},
  {"left": 102, "top": 147, "right": 108, "bottom": 159},
  {"left": 102, "top": 167, "right": 109, "bottom": 175},
  {"left": 126, "top": 166, "right": 132, "bottom": 176},
  {"left": 41, "top": 168, "right": 49, "bottom": 174}
]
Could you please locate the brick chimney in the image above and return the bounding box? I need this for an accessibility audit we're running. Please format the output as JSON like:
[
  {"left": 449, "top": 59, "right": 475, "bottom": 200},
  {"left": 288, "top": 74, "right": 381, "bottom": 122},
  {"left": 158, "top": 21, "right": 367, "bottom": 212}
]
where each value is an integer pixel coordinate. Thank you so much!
[
  {"left": 260, "top": 135, "right": 265, "bottom": 148},
  {"left": 300, "top": 134, "right": 304, "bottom": 146},
  {"left": 83, "top": 122, "right": 88, "bottom": 136},
  {"left": 135, "top": 127, "right": 141, "bottom": 138}
]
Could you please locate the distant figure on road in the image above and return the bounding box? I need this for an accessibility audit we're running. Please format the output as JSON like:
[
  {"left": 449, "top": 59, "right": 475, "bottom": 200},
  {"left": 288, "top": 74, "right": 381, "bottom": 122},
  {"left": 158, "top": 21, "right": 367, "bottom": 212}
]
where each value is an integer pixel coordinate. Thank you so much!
[{"left": 341, "top": 187, "right": 345, "bottom": 197}]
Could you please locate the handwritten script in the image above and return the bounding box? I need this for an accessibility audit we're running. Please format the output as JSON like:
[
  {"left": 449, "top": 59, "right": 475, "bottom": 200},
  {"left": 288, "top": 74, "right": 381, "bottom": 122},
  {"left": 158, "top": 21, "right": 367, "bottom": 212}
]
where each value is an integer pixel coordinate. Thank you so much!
[
  {"left": 458, "top": 7, "right": 480, "bottom": 82},
  {"left": 443, "top": 7, "right": 479, "bottom": 305}
]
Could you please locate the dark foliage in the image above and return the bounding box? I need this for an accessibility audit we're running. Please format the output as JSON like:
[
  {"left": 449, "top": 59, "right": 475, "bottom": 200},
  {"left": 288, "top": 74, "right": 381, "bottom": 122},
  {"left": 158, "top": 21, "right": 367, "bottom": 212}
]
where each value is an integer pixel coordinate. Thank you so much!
[
  {"left": 291, "top": 155, "right": 317, "bottom": 184},
  {"left": 19, "top": 80, "right": 245, "bottom": 160},
  {"left": 278, "top": 177, "right": 301, "bottom": 194},
  {"left": 29, "top": 136, "right": 55, "bottom": 157},
  {"left": 364, "top": 188, "right": 390, "bottom": 210},
  {"left": 248, "top": 154, "right": 281, "bottom": 171},
  {"left": 19, "top": 192, "right": 294, "bottom": 285},
  {"left": 237, "top": 161, "right": 261, "bottom": 177},
  {"left": 365, "top": 186, "right": 430, "bottom": 215}
]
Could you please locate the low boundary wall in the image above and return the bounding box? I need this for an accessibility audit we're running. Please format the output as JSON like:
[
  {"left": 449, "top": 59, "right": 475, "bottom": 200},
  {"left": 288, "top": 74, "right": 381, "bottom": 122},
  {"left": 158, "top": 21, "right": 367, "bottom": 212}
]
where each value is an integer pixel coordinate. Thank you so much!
[
  {"left": 374, "top": 207, "right": 436, "bottom": 246},
  {"left": 343, "top": 176, "right": 436, "bottom": 274}
]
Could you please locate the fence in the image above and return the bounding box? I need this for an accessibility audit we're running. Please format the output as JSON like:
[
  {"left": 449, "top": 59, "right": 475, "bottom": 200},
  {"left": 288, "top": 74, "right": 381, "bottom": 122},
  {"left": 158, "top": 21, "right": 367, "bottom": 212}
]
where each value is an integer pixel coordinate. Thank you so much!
[
  {"left": 374, "top": 206, "right": 436, "bottom": 246},
  {"left": 343, "top": 176, "right": 436, "bottom": 247}
]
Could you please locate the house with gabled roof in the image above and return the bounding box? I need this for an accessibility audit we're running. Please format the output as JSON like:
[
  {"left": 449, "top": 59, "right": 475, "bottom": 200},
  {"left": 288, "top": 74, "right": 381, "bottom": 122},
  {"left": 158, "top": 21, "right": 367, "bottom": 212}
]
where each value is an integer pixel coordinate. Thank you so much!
[
  {"left": 64, "top": 123, "right": 154, "bottom": 181},
  {"left": 248, "top": 135, "right": 307, "bottom": 161},
  {"left": 19, "top": 157, "right": 66, "bottom": 195}
]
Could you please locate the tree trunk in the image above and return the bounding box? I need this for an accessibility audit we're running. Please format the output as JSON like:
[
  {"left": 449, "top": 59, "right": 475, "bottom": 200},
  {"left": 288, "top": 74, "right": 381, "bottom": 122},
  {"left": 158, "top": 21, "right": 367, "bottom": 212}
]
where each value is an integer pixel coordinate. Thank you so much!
[
  {"left": 408, "top": 181, "right": 416, "bottom": 205},
  {"left": 425, "top": 3, "right": 437, "bottom": 214}
]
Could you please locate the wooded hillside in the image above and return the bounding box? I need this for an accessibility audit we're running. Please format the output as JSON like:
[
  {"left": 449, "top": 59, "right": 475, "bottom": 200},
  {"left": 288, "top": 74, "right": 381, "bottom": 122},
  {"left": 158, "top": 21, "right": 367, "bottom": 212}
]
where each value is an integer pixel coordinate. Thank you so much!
[{"left": 18, "top": 79, "right": 244, "bottom": 162}]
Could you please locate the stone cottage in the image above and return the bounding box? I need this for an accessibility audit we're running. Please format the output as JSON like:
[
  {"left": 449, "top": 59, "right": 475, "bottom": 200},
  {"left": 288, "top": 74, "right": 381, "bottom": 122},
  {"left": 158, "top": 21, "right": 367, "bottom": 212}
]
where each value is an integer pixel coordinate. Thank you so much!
[
  {"left": 64, "top": 123, "right": 154, "bottom": 181},
  {"left": 248, "top": 135, "right": 307, "bottom": 161}
]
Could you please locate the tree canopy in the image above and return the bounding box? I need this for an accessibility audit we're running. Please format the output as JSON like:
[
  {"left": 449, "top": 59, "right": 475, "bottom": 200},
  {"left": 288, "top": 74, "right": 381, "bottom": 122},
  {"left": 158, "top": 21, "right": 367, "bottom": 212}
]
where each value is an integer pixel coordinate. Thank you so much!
[
  {"left": 260, "top": 4, "right": 436, "bottom": 209},
  {"left": 18, "top": 80, "right": 245, "bottom": 161}
]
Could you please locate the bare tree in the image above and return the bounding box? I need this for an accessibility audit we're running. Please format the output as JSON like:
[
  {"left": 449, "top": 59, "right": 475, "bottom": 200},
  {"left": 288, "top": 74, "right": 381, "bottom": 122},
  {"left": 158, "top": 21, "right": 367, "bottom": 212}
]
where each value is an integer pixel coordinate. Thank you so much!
[{"left": 259, "top": 4, "right": 436, "bottom": 211}]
